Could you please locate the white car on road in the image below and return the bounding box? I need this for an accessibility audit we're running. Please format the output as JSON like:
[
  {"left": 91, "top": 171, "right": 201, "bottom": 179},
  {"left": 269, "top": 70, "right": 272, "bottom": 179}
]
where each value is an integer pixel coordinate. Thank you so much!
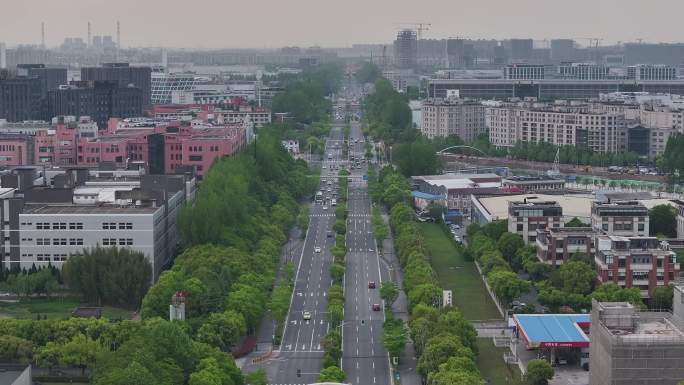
[{"left": 314, "top": 247, "right": 322, "bottom": 253}]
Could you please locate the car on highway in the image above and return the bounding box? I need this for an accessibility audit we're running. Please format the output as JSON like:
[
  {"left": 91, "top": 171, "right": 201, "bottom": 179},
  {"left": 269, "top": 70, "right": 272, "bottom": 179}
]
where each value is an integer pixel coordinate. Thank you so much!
[
  {"left": 372, "top": 303, "right": 381, "bottom": 311},
  {"left": 368, "top": 281, "right": 376, "bottom": 289},
  {"left": 303, "top": 311, "right": 312, "bottom": 320},
  {"left": 368, "top": 247, "right": 374, "bottom": 252},
  {"left": 314, "top": 246, "right": 322, "bottom": 253},
  {"left": 322, "top": 205, "right": 328, "bottom": 210}
]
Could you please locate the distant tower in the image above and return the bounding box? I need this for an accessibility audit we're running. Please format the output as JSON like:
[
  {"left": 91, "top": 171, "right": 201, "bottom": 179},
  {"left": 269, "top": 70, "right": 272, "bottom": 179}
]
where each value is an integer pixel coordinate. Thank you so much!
[
  {"left": 0, "top": 43, "right": 6, "bottom": 69},
  {"left": 87, "top": 22, "right": 91, "bottom": 47},
  {"left": 41, "top": 22, "right": 45, "bottom": 48},
  {"left": 116, "top": 21, "right": 121, "bottom": 60}
]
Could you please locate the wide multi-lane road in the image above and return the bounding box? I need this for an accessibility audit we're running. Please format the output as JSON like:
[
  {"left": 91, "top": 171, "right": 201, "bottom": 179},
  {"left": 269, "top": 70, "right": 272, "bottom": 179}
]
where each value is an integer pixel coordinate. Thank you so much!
[
  {"left": 342, "top": 121, "right": 392, "bottom": 385},
  {"left": 261, "top": 121, "right": 345, "bottom": 385}
]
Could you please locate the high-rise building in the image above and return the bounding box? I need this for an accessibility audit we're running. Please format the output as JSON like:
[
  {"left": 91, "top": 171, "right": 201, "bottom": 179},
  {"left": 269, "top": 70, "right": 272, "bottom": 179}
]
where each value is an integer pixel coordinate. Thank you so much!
[
  {"left": 509, "top": 39, "right": 533, "bottom": 62},
  {"left": 81, "top": 63, "right": 151, "bottom": 107},
  {"left": 550, "top": 39, "right": 576, "bottom": 62},
  {"left": 394, "top": 29, "right": 418, "bottom": 69}
]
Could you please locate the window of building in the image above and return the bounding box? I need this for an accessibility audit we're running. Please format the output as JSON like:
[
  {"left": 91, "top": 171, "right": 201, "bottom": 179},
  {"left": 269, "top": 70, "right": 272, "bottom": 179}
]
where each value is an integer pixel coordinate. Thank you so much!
[
  {"left": 618, "top": 259, "right": 626, "bottom": 267},
  {"left": 638, "top": 224, "right": 645, "bottom": 232},
  {"left": 602, "top": 224, "right": 609, "bottom": 231}
]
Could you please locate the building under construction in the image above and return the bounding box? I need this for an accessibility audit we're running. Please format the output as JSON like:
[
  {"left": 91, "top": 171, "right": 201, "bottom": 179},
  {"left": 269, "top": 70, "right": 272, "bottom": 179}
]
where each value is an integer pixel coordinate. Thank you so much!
[
  {"left": 589, "top": 287, "right": 684, "bottom": 385},
  {"left": 393, "top": 29, "right": 417, "bottom": 69}
]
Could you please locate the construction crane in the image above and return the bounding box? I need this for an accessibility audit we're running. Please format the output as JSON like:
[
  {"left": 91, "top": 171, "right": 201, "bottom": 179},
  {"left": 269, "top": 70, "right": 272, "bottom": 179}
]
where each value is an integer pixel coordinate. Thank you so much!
[{"left": 394, "top": 22, "right": 431, "bottom": 40}]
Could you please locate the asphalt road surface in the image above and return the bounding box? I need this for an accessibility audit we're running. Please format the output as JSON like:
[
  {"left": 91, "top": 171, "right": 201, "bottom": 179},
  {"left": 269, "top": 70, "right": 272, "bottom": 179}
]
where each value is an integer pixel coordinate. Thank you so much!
[
  {"left": 342, "top": 121, "right": 392, "bottom": 385},
  {"left": 260, "top": 103, "right": 349, "bottom": 385}
]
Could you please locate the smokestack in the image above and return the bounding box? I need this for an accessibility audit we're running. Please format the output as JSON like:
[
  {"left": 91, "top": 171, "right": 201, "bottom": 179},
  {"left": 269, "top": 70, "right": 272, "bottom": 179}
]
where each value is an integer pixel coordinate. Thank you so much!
[
  {"left": 41, "top": 22, "right": 45, "bottom": 48},
  {"left": 162, "top": 48, "right": 168, "bottom": 73},
  {"left": 0, "top": 43, "right": 6, "bottom": 69},
  {"left": 88, "top": 22, "right": 91, "bottom": 47},
  {"left": 116, "top": 21, "right": 121, "bottom": 61}
]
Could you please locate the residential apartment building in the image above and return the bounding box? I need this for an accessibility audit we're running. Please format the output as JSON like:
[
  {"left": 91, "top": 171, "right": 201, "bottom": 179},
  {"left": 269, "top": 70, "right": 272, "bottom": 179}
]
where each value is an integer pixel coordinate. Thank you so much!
[
  {"left": 487, "top": 103, "right": 625, "bottom": 153},
  {"left": 678, "top": 201, "right": 684, "bottom": 240},
  {"left": 536, "top": 227, "right": 596, "bottom": 266},
  {"left": 590, "top": 294, "right": 684, "bottom": 385},
  {"left": 591, "top": 200, "right": 649, "bottom": 237},
  {"left": 508, "top": 200, "right": 563, "bottom": 244},
  {"left": 594, "top": 236, "right": 679, "bottom": 298},
  {"left": 0, "top": 168, "right": 196, "bottom": 280},
  {"left": 420, "top": 97, "right": 486, "bottom": 141}
]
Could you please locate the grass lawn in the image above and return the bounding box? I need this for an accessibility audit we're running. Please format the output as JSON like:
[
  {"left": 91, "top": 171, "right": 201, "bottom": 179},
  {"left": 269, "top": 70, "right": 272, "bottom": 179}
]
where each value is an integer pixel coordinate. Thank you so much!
[
  {"left": 419, "top": 223, "right": 501, "bottom": 320},
  {"left": 477, "top": 338, "right": 524, "bottom": 385},
  {"left": 0, "top": 298, "right": 134, "bottom": 320}
]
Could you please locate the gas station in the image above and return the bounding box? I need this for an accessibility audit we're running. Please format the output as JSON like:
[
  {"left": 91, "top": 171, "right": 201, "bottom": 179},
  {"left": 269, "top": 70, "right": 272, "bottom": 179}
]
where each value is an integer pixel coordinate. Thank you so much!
[{"left": 512, "top": 314, "right": 591, "bottom": 370}]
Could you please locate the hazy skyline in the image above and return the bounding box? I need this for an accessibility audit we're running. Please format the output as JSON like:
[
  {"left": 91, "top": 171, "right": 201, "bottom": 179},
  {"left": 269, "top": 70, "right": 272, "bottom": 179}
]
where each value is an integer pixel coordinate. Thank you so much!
[{"left": 2, "top": 0, "right": 684, "bottom": 49}]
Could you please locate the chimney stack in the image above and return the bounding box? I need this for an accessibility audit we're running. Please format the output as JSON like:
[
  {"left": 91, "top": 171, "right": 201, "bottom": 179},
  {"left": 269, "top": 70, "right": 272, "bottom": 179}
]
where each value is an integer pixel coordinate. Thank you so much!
[
  {"left": 88, "top": 22, "right": 91, "bottom": 47},
  {"left": 0, "top": 43, "right": 6, "bottom": 69},
  {"left": 41, "top": 22, "right": 45, "bottom": 48}
]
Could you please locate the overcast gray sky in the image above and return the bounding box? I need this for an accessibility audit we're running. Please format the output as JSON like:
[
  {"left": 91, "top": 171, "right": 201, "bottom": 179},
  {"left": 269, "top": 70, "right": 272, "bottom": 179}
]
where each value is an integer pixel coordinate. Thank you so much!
[{"left": 1, "top": 0, "right": 682, "bottom": 48}]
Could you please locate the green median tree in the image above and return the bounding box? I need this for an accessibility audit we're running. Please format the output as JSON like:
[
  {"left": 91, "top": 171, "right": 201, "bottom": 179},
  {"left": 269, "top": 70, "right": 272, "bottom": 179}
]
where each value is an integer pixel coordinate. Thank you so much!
[{"left": 380, "top": 282, "right": 399, "bottom": 308}]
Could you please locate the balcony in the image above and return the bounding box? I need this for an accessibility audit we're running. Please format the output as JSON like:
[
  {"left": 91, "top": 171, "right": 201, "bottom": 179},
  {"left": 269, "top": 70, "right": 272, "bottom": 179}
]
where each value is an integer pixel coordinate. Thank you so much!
[
  {"left": 631, "top": 263, "right": 653, "bottom": 270},
  {"left": 632, "top": 279, "right": 650, "bottom": 286}
]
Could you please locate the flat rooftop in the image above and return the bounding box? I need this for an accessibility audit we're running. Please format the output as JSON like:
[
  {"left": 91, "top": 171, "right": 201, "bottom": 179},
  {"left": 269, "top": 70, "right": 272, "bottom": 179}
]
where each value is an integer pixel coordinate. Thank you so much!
[
  {"left": 21, "top": 204, "right": 159, "bottom": 215},
  {"left": 477, "top": 193, "right": 592, "bottom": 220},
  {"left": 514, "top": 314, "right": 591, "bottom": 349},
  {"left": 414, "top": 173, "right": 501, "bottom": 190}
]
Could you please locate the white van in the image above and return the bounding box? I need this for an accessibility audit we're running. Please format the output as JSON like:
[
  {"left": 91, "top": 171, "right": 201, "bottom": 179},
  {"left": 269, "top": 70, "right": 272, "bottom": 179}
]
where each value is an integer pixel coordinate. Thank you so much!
[{"left": 331, "top": 199, "right": 337, "bottom": 206}]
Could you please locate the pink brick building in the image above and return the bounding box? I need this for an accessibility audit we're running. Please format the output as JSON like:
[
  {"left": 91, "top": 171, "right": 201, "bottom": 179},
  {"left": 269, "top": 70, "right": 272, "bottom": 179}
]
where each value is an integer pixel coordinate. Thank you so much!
[{"left": 0, "top": 119, "right": 246, "bottom": 177}]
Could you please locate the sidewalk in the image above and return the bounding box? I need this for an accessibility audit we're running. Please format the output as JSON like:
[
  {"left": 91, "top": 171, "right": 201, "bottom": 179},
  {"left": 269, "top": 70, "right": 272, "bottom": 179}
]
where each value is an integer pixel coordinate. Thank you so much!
[{"left": 381, "top": 212, "right": 421, "bottom": 385}]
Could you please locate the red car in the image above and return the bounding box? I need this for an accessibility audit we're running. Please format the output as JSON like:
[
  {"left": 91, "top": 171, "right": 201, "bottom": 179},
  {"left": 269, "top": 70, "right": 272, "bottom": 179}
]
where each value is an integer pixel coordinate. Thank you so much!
[
  {"left": 368, "top": 281, "right": 376, "bottom": 289},
  {"left": 372, "top": 303, "right": 381, "bottom": 311}
]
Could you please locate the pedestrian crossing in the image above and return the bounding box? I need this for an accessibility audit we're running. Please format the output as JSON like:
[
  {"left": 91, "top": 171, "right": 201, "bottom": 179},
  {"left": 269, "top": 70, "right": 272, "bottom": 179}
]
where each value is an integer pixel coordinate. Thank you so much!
[{"left": 311, "top": 214, "right": 335, "bottom": 217}]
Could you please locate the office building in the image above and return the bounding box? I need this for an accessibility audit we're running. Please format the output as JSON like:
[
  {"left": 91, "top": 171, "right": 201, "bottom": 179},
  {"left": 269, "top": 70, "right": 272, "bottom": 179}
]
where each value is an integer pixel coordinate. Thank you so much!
[
  {"left": 558, "top": 63, "right": 610, "bottom": 80},
  {"left": 420, "top": 97, "right": 486, "bottom": 141},
  {"left": 0, "top": 169, "right": 196, "bottom": 280},
  {"left": 487, "top": 102, "right": 625, "bottom": 153},
  {"left": 394, "top": 30, "right": 418, "bottom": 69},
  {"left": 590, "top": 294, "right": 684, "bottom": 385},
  {"left": 628, "top": 64, "right": 678, "bottom": 81},
  {"left": 427, "top": 78, "right": 684, "bottom": 100},
  {"left": 81, "top": 63, "right": 152, "bottom": 107},
  {"left": 503, "top": 64, "right": 546, "bottom": 80},
  {"left": 594, "top": 236, "right": 679, "bottom": 298},
  {"left": 151, "top": 70, "right": 196, "bottom": 105},
  {"left": 446, "top": 38, "right": 473, "bottom": 69},
  {"left": 508, "top": 200, "right": 563, "bottom": 243},
  {"left": 48, "top": 81, "right": 143, "bottom": 128},
  {"left": 16, "top": 64, "right": 67, "bottom": 96},
  {"left": 536, "top": 227, "right": 595, "bottom": 266},
  {"left": 0, "top": 76, "right": 43, "bottom": 122},
  {"left": 591, "top": 201, "right": 649, "bottom": 237}
]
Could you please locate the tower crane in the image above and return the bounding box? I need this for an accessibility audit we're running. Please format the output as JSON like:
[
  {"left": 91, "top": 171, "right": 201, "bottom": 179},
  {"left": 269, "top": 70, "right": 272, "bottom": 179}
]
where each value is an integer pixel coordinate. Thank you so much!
[{"left": 394, "top": 22, "right": 432, "bottom": 40}]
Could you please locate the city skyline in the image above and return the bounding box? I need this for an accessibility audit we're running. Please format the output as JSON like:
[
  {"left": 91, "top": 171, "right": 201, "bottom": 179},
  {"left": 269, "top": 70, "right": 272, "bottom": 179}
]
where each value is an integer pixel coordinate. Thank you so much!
[{"left": 2, "top": 0, "right": 684, "bottom": 48}]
